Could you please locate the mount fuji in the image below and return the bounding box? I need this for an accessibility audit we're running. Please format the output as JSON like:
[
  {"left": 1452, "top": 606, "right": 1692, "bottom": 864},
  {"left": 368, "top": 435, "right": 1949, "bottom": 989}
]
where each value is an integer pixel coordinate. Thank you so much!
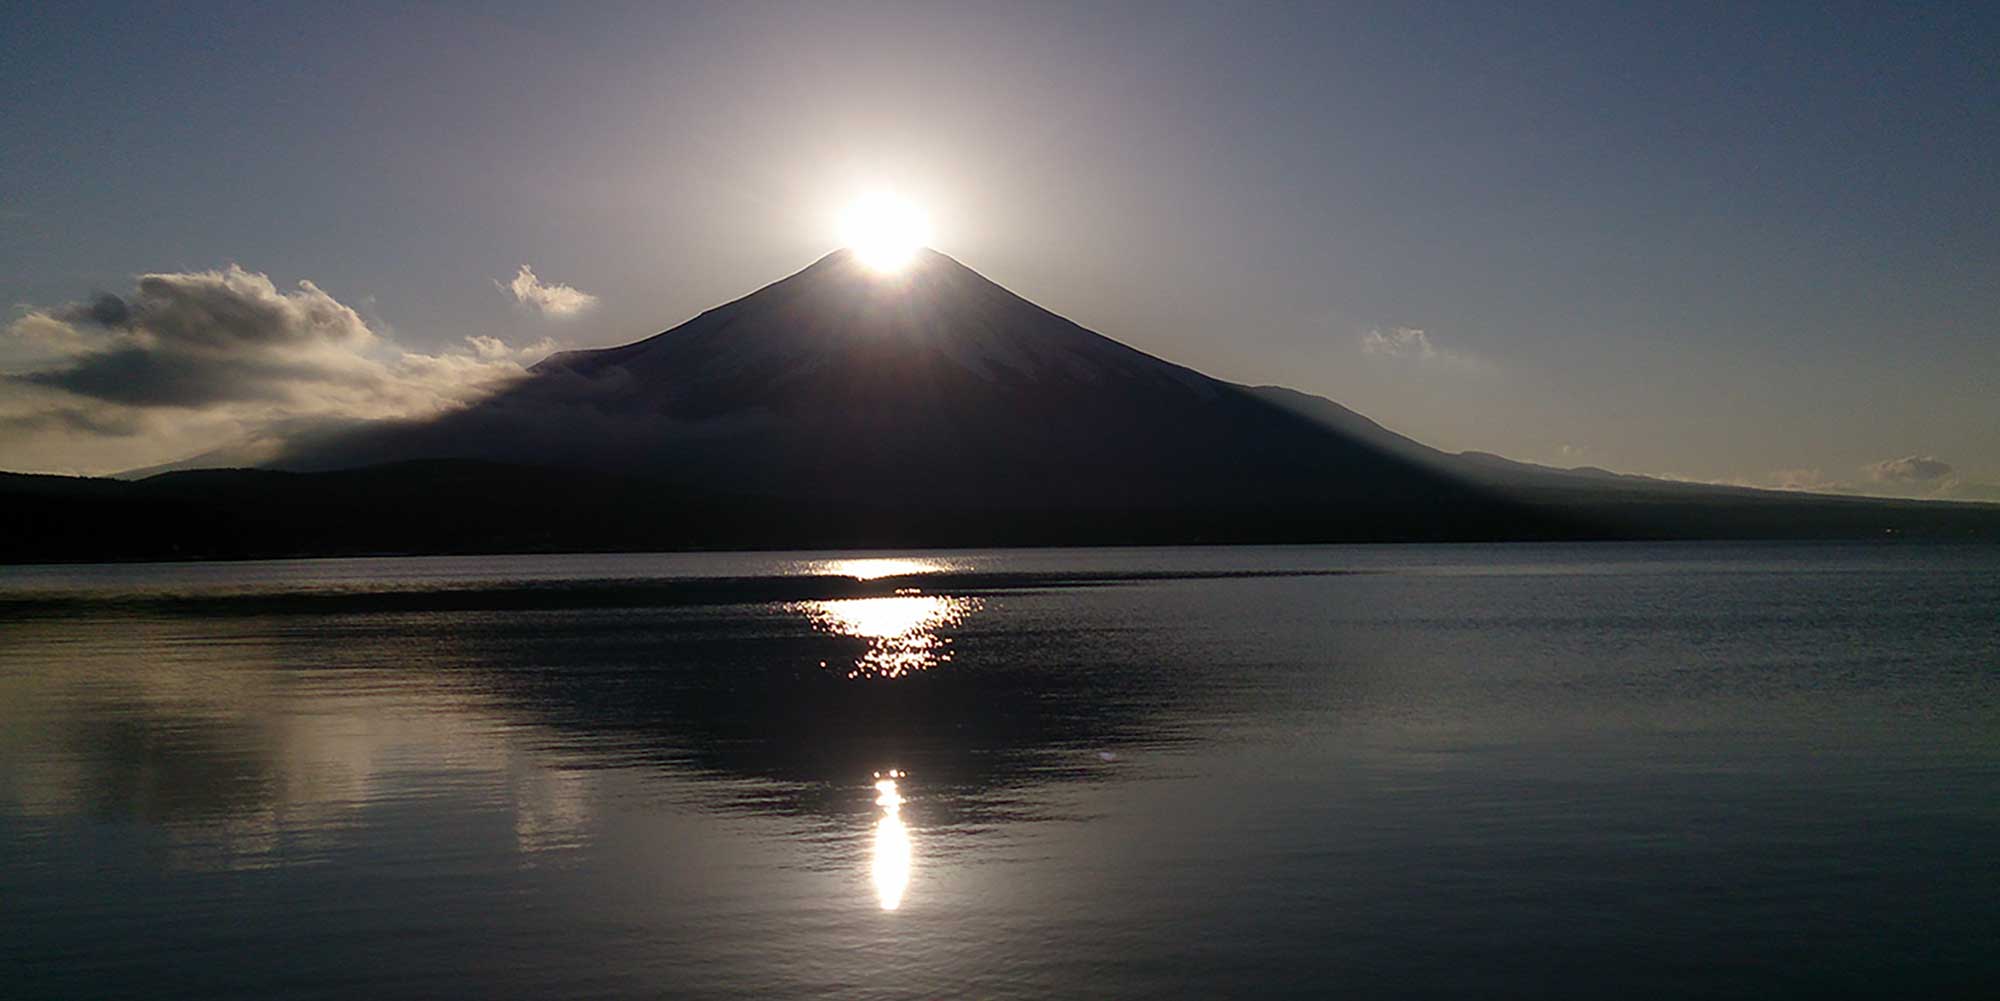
[
  {"left": 284, "top": 248, "right": 1506, "bottom": 519},
  {"left": 4, "top": 250, "right": 1993, "bottom": 561}
]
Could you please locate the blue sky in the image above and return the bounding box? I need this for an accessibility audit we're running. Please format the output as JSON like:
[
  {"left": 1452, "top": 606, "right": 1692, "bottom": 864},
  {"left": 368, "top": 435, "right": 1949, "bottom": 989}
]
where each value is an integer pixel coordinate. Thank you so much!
[{"left": 3, "top": 1, "right": 1995, "bottom": 494}]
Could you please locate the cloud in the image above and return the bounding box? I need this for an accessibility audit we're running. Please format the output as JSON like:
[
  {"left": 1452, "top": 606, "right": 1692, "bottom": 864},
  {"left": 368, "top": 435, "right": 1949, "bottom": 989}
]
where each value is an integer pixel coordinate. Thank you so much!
[
  {"left": 465, "top": 334, "right": 559, "bottom": 361},
  {"left": 498, "top": 265, "right": 597, "bottom": 316},
  {"left": 1718, "top": 455, "right": 1998, "bottom": 503},
  {"left": 1767, "top": 467, "right": 1839, "bottom": 492},
  {"left": 1864, "top": 454, "right": 1954, "bottom": 484},
  {"left": 1941, "top": 480, "right": 2000, "bottom": 503},
  {"left": 55, "top": 292, "right": 132, "bottom": 329},
  {"left": 1360, "top": 326, "right": 1435, "bottom": 359},
  {"left": 1360, "top": 326, "right": 1477, "bottom": 367},
  {"left": 1856, "top": 454, "right": 2000, "bottom": 503},
  {"left": 13, "top": 266, "right": 382, "bottom": 409},
  {"left": 0, "top": 403, "right": 147, "bottom": 438},
  {"left": 1, "top": 266, "right": 556, "bottom": 475}
]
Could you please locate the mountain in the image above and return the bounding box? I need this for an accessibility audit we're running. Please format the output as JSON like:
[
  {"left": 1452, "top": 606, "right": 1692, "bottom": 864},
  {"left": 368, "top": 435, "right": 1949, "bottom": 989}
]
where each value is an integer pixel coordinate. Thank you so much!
[
  {"left": 286, "top": 249, "right": 1497, "bottom": 515},
  {"left": 5, "top": 249, "right": 1997, "bottom": 562}
]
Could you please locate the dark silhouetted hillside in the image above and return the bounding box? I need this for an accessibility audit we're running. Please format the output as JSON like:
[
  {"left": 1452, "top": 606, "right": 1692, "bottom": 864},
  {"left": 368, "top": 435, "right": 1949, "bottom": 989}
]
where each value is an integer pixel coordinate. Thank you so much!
[{"left": 5, "top": 251, "right": 1996, "bottom": 562}]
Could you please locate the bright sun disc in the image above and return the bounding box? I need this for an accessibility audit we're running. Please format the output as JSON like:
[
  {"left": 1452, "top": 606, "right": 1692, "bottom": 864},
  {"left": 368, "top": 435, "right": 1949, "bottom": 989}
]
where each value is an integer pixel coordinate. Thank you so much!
[{"left": 840, "top": 193, "right": 931, "bottom": 273}]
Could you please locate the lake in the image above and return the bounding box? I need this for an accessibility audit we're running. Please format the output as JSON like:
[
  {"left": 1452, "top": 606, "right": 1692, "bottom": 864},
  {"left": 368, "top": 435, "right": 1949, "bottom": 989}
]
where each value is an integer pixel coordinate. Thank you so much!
[{"left": 2, "top": 543, "right": 1995, "bottom": 998}]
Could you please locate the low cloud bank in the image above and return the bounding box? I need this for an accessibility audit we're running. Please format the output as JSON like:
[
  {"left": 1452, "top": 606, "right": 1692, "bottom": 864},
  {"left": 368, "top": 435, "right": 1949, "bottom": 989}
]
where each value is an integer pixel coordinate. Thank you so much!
[
  {"left": 1748, "top": 455, "right": 1998, "bottom": 502},
  {"left": 1, "top": 266, "right": 553, "bottom": 475}
]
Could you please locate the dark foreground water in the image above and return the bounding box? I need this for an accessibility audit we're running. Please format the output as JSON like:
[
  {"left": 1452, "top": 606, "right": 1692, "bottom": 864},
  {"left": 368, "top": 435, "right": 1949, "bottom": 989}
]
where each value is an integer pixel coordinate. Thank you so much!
[{"left": 2, "top": 543, "right": 1995, "bottom": 998}]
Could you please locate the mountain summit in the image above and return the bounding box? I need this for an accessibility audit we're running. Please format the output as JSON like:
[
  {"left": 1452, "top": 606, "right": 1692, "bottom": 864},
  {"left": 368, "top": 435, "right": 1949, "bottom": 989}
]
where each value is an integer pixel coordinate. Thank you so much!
[{"left": 286, "top": 248, "right": 1495, "bottom": 522}]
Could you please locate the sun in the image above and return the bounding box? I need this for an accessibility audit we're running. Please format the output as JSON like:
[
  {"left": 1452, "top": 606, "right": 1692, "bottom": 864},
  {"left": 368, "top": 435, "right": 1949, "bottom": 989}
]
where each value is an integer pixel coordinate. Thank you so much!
[{"left": 840, "top": 193, "right": 932, "bottom": 273}]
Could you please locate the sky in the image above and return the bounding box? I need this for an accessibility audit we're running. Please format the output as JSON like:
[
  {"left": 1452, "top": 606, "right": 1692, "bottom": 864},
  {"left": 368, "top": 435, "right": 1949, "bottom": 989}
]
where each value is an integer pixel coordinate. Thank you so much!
[{"left": 2, "top": 0, "right": 1996, "bottom": 497}]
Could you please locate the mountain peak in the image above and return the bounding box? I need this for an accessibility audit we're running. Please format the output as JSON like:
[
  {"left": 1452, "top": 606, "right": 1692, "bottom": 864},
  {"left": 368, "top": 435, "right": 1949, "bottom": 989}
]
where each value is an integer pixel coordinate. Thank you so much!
[
  {"left": 787, "top": 246, "right": 997, "bottom": 303},
  {"left": 541, "top": 245, "right": 1145, "bottom": 389}
]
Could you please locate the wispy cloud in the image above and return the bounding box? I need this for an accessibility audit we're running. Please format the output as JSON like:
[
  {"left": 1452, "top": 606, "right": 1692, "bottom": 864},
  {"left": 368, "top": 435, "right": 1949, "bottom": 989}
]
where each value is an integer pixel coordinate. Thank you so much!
[
  {"left": 498, "top": 265, "right": 597, "bottom": 317},
  {"left": 1766, "top": 467, "right": 1840, "bottom": 492},
  {"left": 465, "top": 334, "right": 559, "bottom": 362},
  {"left": 1, "top": 266, "right": 551, "bottom": 474},
  {"left": 1360, "top": 326, "right": 1435, "bottom": 359},
  {"left": 1729, "top": 455, "right": 1998, "bottom": 502},
  {"left": 1360, "top": 326, "right": 1476, "bottom": 367}
]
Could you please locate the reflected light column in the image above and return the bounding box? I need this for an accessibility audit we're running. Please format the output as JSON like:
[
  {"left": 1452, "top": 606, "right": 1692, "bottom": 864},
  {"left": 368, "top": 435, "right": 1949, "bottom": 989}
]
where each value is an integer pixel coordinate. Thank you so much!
[{"left": 871, "top": 771, "right": 912, "bottom": 911}]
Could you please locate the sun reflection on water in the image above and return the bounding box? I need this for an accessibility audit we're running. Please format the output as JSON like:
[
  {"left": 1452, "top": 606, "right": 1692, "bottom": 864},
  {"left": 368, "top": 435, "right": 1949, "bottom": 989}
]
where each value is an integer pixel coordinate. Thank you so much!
[
  {"left": 871, "top": 771, "right": 911, "bottom": 911},
  {"left": 794, "top": 595, "right": 980, "bottom": 679},
  {"left": 809, "top": 557, "right": 951, "bottom": 580}
]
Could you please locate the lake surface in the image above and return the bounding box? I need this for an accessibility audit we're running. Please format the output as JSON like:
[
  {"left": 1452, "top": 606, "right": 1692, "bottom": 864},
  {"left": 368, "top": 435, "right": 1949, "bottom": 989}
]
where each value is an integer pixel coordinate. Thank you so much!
[{"left": 3, "top": 543, "right": 1995, "bottom": 998}]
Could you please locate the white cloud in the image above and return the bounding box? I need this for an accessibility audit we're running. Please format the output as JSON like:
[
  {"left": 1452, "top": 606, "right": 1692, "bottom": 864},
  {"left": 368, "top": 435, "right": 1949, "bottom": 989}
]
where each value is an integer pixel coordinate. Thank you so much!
[
  {"left": 498, "top": 265, "right": 597, "bottom": 317},
  {"left": 465, "top": 334, "right": 559, "bottom": 362},
  {"left": 1361, "top": 326, "right": 1435, "bottom": 359},
  {"left": 1718, "top": 456, "right": 1998, "bottom": 502},
  {"left": 1, "top": 266, "right": 549, "bottom": 474},
  {"left": 1360, "top": 326, "right": 1477, "bottom": 367},
  {"left": 1864, "top": 454, "right": 1953, "bottom": 484}
]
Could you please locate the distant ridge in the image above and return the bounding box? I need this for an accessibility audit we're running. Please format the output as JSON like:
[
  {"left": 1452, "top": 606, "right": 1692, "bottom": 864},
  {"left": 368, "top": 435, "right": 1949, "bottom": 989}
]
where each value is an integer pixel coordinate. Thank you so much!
[{"left": 3, "top": 453, "right": 1995, "bottom": 564}]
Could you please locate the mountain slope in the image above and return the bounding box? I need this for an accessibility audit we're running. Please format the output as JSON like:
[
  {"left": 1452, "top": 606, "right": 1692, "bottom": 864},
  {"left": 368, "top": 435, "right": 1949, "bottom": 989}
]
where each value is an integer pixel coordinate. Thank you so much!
[{"left": 285, "top": 250, "right": 1513, "bottom": 521}]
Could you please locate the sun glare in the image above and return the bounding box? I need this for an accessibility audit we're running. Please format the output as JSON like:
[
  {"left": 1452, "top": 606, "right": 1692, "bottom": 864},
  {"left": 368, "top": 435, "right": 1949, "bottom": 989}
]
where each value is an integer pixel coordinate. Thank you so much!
[
  {"left": 840, "top": 193, "right": 932, "bottom": 273},
  {"left": 792, "top": 595, "right": 978, "bottom": 679},
  {"left": 871, "top": 771, "right": 912, "bottom": 911}
]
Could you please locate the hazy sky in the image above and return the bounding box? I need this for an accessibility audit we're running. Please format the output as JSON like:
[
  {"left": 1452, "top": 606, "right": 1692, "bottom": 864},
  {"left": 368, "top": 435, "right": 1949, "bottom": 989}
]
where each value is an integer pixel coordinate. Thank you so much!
[{"left": 3, "top": 1, "right": 1996, "bottom": 494}]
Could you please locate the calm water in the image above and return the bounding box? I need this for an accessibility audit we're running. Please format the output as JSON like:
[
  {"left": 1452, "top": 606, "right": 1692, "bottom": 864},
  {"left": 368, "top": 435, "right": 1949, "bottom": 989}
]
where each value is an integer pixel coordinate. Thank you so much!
[{"left": 2, "top": 543, "right": 1995, "bottom": 998}]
